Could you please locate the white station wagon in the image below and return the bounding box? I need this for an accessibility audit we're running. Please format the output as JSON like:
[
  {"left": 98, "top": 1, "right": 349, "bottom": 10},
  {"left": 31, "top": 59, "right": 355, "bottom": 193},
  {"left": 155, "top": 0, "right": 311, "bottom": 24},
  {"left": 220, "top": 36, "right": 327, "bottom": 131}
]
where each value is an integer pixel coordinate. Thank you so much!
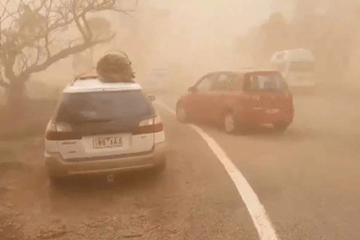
[{"left": 44, "top": 70, "right": 166, "bottom": 183}]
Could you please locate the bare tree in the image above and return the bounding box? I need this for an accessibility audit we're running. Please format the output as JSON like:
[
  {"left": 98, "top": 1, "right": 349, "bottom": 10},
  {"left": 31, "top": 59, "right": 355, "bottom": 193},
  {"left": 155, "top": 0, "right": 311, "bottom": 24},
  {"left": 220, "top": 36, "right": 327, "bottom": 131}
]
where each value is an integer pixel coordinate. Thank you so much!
[
  {"left": 87, "top": 17, "right": 113, "bottom": 65},
  {"left": 0, "top": 0, "right": 131, "bottom": 108}
]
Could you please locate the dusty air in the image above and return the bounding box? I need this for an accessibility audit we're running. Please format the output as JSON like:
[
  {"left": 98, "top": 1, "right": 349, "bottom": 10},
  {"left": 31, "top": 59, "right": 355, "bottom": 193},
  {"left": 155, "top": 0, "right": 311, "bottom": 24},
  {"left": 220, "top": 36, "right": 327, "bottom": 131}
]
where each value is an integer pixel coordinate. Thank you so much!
[{"left": 1, "top": 0, "right": 360, "bottom": 240}]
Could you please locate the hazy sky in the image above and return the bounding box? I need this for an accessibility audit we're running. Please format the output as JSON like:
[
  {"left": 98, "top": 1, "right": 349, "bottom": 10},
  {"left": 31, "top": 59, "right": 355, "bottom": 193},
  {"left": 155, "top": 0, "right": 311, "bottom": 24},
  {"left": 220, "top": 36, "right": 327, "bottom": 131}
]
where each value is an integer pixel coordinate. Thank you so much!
[
  {"left": 138, "top": 0, "right": 275, "bottom": 70},
  {"left": 146, "top": 0, "right": 274, "bottom": 34}
]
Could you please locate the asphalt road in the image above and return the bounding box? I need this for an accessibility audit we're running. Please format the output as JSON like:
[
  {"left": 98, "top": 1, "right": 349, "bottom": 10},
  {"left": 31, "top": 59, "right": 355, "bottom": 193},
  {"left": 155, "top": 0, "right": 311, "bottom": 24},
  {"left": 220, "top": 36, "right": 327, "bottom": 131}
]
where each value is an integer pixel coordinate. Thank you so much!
[
  {"left": 1, "top": 90, "right": 360, "bottom": 240},
  {"left": 158, "top": 91, "right": 360, "bottom": 240}
]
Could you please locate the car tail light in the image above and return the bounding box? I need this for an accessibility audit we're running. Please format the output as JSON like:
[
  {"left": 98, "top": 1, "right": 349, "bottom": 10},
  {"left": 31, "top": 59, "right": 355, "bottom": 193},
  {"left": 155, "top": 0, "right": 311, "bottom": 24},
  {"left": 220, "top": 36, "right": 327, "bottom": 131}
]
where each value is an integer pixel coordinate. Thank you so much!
[
  {"left": 133, "top": 115, "right": 164, "bottom": 135},
  {"left": 284, "top": 91, "right": 291, "bottom": 99},
  {"left": 45, "top": 122, "right": 82, "bottom": 140},
  {"left": 285, "top": 91, "right": 293, "bottom": 103}
]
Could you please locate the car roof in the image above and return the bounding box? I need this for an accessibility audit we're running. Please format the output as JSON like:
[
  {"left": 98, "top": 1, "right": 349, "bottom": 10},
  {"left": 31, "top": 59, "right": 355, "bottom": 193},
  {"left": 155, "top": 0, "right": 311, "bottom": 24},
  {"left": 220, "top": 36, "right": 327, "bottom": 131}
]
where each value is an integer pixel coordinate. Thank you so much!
[
  {"left": 207, "top": 70, "right": 280, "bottom": 77},
  {"left": 271, "top": 49, "right": 314, "bottom": 60},
  {"left": 64, "top": 69, "right": 142, "bottom": 93}
]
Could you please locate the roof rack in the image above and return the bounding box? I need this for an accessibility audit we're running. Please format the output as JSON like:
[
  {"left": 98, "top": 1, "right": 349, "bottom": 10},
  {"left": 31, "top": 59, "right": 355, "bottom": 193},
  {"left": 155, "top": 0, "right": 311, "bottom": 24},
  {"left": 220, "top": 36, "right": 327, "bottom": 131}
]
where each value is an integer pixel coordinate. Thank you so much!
[
  {"left": 75, "top": 69, "right": 98, "bottom": 80},
  {"left": 70, "top": 69, "right": 98, "bottom": 85}
]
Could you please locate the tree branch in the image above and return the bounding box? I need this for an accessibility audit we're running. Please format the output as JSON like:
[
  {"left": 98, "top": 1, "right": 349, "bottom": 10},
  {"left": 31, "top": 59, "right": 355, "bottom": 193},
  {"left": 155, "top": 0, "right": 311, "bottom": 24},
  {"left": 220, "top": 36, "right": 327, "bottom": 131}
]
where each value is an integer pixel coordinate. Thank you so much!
[
  {"left": 0, "top": 0, "right": 12, "bottom": 20},
  {"left": 0, "top": 0, "right": 126, "bottom": 87},
  {"left": 81, "top": 14, "right": 93, "bottom": 40},
  {"left": 14, "top": 0, "right": 122, "bottom": 51},
  {"left": 72, "top": 0, "right": 88, "bottom": 41},
  {"left": 20, "top": 33, "right": 115, "bottom": 78},
  {"left": 0, "top": 69, "right": 9, "bottom": 88}
]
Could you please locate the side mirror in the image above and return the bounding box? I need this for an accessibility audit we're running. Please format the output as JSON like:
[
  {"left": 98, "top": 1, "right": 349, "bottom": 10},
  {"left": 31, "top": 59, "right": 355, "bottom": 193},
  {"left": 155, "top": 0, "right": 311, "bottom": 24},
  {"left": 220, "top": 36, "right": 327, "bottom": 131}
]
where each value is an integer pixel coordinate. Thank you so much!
[
  {"left": 147, "top": 94, "right": 156, "bottom": 102},
  {"left": 188, "top": 86, "right": 197, "bottom": 93}
]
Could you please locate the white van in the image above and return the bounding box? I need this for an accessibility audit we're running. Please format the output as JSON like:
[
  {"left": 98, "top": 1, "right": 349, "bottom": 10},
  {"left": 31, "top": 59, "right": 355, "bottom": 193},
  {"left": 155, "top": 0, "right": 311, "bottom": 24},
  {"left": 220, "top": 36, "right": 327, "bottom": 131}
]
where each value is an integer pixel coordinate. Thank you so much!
[{"left": 270, "top": 49, "right": 316, "bottom": 90}]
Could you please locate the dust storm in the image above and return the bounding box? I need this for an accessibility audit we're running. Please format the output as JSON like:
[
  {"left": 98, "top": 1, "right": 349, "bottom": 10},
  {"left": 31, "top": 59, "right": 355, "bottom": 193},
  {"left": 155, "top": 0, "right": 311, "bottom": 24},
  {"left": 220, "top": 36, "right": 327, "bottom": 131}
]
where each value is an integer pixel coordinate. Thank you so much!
[{"left": 1, "top": 1, "right": 360, "bottom": 240}]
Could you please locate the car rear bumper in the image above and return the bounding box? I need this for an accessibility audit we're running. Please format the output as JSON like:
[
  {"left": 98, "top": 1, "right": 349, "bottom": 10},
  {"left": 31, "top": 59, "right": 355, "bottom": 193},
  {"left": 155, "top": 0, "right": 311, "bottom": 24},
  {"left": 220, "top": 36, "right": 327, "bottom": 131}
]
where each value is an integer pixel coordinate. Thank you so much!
[
  {"left": 45, "top": 142, "right": 166, "bottom": 177},
  {"left": 288, "top": 82, "right": 317, "bottom": 90},
  {"left": 239, "top": 110, "right": 294, "bottom": 125}
]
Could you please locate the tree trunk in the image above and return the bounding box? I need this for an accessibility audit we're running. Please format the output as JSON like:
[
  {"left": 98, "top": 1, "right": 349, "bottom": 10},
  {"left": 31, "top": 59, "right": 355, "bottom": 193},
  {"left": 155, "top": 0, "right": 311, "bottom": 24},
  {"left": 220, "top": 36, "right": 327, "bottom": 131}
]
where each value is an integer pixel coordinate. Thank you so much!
[
  {"left": 6, "top": 81, "right": 27, "bottom": 119},
  {"left": 89, "top": 48, "right": 95, "bottom": 67}
]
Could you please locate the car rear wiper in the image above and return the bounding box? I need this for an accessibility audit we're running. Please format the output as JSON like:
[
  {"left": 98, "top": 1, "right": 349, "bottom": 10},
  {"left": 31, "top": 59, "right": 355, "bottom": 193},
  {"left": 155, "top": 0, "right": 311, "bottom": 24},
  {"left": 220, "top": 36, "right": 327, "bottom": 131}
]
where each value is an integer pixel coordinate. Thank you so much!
[
  {"left": 82, "top": 118, "right": 113, "bottom": 123},
  {"left": 65, "top": 117, "right": 122, "bottom": 125}
]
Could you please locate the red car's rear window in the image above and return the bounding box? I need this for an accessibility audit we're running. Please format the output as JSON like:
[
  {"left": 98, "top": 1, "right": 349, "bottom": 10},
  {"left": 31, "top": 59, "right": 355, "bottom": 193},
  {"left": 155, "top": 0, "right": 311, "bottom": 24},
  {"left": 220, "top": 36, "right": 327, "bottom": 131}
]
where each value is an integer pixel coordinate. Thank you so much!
[{"left": 243, "top": 72, "right": 288, "bottom": 93}]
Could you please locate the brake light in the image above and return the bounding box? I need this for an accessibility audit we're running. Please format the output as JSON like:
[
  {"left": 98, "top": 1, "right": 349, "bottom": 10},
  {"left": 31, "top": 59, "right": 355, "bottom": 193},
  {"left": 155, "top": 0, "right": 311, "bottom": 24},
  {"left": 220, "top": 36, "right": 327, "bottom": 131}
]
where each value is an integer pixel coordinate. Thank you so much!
[
  {"left": 133, "top": 115, "right": 164, "bottom": 135},
  {"left": 285, "top": 91, "right": 290, "bottom": 98},
  {"left": 45, "top": 122, "right": 82, "bottom": 140},
  {"left": 284, "top": 91, "right": 293, "bottom": 102}
]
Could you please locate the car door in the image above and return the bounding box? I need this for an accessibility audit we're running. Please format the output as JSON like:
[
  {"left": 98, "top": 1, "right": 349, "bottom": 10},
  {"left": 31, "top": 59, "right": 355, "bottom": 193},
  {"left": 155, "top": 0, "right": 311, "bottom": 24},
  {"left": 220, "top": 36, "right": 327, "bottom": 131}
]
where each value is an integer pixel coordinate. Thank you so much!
[
  {"left": 210, "top": 73, "right": 237, "bottom": 123},
  {"left": 184, "top": 73, "right": 217, "bottom": 121}
]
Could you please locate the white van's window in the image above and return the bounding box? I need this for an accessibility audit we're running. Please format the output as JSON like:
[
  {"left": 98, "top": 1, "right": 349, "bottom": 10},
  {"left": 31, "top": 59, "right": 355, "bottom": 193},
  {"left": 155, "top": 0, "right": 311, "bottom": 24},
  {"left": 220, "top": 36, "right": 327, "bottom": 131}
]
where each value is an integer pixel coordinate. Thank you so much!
[
  {"left": 273, "top": 62, "right": 287, "bottom": 72},
  {"left": 288, "top": 61, "right": 315, "bottom": 72},
  {"left": 276, "top": 52, "right": 285, "bottom": 60}
]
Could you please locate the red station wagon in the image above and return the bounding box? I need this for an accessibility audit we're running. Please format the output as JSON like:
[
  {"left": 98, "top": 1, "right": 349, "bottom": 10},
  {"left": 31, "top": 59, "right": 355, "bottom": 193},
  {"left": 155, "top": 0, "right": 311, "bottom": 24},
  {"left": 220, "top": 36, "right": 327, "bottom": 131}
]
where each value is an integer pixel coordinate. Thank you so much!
[{"left": 176, "top": 70, "right": 294, "bottom": 134}]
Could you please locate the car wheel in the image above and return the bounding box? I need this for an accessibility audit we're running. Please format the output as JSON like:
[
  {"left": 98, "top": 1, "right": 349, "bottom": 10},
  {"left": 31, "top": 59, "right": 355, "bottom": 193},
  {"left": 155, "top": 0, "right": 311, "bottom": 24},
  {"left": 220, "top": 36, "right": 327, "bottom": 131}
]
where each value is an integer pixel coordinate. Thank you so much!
[
  {"left": 176, "top": 103, "right": 188, "bottom": 123},
  {"left": 273, "top": 122, "right": 290, "bottom": 131},
  {"left": 224, "top": 112, "right": 237, "bottom": 134},
  {"left": 49, "top": 175, "right": 64, "bottom": 188},
  {"left": 152, "top": 158, "right": 166, "bottom": 174}
]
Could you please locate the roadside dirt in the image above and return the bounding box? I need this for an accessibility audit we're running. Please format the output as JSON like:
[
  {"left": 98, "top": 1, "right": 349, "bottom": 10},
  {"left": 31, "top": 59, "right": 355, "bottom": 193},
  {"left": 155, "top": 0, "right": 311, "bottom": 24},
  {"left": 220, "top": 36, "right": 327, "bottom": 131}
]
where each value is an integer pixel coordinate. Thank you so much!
[
  {"left": 0, "top": 105, "right": 256, "bottom": 240},
  {"left": 0, "top": 137, "right": 162, "bottom": 240},
  {"left": 0, "top": 99, "right": 181, "bottom": 240},
  {"left": 0, "top": 137, "right": 160, "bottom": 240}
]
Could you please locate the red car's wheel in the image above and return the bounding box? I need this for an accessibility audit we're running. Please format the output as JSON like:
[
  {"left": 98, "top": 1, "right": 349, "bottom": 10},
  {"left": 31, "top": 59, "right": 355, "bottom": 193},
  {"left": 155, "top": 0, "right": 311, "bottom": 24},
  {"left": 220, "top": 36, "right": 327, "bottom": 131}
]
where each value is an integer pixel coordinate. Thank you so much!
[
  {"left": 273, "top": 122, "right": 291, "bottom": 131},
  {"left": 176, "top": 103, "right": 188, "bottom": 123},
  {"left": 224, "top": 112, "right": 237, "bottom": 134}
]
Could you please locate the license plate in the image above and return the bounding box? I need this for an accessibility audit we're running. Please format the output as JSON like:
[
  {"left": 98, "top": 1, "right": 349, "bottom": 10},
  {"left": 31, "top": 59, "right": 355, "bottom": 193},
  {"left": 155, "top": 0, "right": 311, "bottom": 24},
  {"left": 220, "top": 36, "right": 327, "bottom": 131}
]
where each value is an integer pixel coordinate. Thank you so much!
[
  {"left": 266, "top": 109, "right": 280, "bottom": 114},
  {"left": 93, "top": 137, "right": 123, "bottom": 149}
]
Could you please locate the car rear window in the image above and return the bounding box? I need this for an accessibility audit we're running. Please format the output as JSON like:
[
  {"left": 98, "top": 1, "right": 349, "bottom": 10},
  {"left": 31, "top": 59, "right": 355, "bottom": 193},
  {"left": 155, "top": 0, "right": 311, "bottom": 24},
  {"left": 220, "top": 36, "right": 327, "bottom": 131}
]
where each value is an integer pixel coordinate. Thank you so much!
[
  {"left": 243, "top": 72, "right": 288, "bottom": 93},
  {"left": 54, "top": 90, "right": 154, "bottom": 123}
]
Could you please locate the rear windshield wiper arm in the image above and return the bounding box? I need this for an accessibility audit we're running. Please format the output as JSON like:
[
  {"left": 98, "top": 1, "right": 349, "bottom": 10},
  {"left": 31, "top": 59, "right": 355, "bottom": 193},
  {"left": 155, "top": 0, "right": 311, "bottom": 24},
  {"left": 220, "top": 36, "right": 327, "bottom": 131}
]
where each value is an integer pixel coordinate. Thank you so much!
[{"left": 81, "top": 118, "right": 113, "bottom": 123}]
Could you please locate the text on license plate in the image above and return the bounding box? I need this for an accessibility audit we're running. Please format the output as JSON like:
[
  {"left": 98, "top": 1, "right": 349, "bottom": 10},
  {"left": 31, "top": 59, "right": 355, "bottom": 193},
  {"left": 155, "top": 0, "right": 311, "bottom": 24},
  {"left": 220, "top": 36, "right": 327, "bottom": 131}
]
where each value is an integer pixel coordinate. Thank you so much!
[
  {"left": 266, "top": 109, "right": 280, "bottom": 114},
  {"left": 93, "top": 137, "right": 122, "bottom": 149}
]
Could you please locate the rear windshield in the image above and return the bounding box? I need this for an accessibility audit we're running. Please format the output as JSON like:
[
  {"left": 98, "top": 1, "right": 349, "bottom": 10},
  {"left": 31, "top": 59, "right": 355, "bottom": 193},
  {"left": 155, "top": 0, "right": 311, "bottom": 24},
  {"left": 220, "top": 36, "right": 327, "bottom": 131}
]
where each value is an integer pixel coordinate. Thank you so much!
[
  {"left": 54, "top": 90, "right": 154, "bottom": 123},
  {"left": 243, "top": 72, "right": 288, "bottom": 93},
  {"left": 288, "top": 61, "right": 315, "bottom": 72}
]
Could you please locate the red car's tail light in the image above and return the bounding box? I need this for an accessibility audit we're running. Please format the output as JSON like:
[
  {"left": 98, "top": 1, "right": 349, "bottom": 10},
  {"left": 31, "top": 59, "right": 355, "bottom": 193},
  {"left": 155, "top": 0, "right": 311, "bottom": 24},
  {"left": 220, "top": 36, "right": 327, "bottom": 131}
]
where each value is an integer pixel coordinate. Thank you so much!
[
  {"left": 284, "top": 91, "right": 292, "bottom": 99},
  {"left": 45, "top": 122, "right": 82, "bottom": 140}
]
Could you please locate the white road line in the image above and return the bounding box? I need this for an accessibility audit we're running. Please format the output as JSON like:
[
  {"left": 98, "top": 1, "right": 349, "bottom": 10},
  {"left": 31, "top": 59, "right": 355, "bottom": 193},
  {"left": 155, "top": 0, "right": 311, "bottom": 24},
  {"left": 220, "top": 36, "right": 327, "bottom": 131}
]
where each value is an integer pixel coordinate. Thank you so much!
[{"left": 156, "top": 101, "right": 280, "bottom": 240}]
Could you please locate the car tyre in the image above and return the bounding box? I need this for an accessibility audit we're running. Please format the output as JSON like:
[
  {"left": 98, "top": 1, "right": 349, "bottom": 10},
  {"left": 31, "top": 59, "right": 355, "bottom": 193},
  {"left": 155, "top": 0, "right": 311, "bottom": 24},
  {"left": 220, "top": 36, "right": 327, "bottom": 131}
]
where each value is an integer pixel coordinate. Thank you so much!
[
  {"left": 152, "top": 159, "right": 166, "bottom": 174},
  {"left": 224, "top": 112, "right": 238, "bottom": 134},
  {"left": 273, "top": 122, "right": 290, "bottom": 131},
  {"left": 224, "top": 112, "right": 251, "bottom": 135},
  {"left": 49, "top": 175, "right": 65, "bottom": 188},
  {"left": 176, "top": 103, "right": 188, "bottom": 123}
]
